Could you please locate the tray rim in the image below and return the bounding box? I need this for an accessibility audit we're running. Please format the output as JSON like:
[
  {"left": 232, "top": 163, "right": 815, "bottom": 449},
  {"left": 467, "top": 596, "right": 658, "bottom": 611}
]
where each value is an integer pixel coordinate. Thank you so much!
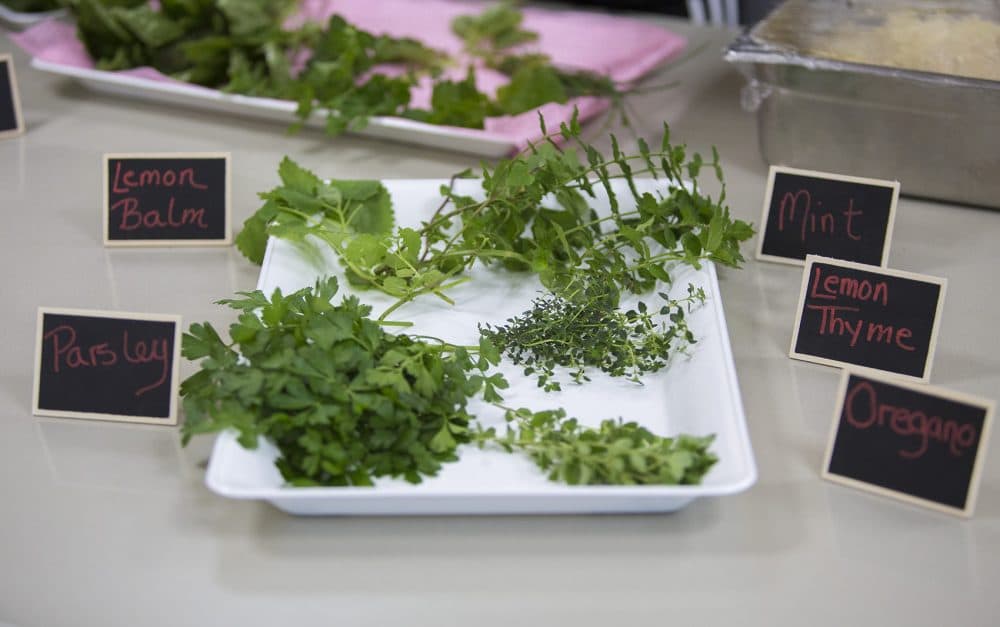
[
  {"left": 0, "top": 4, "right": 64, "bottom": 27},
  {"left": 725, "top": 33, "right": 1000, "bottom": 91}
]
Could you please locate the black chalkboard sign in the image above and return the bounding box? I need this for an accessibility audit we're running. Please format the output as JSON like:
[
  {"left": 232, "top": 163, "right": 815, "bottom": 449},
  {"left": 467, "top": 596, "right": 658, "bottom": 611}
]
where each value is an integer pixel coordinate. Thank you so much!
[
  {"left": 823, "top": 370, "right": 994, "bottom": 517},
  {"left": 103, "top": 152, "right": 231, "bottom": 246},
  {"left": 0, "top": 54, "right": 24, "bottom": 139},
  {"left": 33, "top": 308, "right": 182, "bottom": 425},
  {"left": 790, "top": 256, "right": 946, "bottom": 382},
  {"left": 757, "top": 166, "right": 899, "bottom": 266}
]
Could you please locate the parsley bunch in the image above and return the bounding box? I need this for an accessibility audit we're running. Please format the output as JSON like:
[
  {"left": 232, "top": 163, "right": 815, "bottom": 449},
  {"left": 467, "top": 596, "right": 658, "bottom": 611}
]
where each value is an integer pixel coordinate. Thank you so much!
[{"left": 180, "top": 277, "right": 505, "bottom": 486}]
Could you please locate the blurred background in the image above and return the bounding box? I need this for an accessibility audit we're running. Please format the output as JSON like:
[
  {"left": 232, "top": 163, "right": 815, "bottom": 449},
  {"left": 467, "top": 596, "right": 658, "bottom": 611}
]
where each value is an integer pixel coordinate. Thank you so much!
[{"left": 561, "top": 0, "right": 782, "bottom": 24}]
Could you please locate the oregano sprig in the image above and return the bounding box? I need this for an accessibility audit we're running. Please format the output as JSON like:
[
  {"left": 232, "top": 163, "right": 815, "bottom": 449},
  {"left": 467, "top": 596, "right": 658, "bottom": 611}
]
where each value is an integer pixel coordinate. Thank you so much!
[{"left": 475, "top": 407, "right": 718, "bottom": 486}]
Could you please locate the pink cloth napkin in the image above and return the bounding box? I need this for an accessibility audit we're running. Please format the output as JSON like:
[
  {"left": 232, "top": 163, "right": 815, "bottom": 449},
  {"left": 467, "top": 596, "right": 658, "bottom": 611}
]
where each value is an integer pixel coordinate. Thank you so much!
[{"left": 12, "top": 0, "right": 686, "bottom": 151}]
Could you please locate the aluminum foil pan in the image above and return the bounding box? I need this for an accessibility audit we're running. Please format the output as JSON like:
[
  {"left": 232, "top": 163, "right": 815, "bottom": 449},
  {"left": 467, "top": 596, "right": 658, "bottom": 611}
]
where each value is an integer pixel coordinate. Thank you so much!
[{"left": 725, "top": 0, "right": 1000, "bottom": 209}]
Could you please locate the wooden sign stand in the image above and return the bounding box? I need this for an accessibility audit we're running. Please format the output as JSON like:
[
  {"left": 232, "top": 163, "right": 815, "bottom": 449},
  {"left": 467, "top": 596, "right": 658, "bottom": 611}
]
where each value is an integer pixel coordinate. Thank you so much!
[
  {"left": 823, "top": 370, "right": 995, "bottom": 517},
  {"left": 0, "top": 53, "right": 25, "bottom": 139}
]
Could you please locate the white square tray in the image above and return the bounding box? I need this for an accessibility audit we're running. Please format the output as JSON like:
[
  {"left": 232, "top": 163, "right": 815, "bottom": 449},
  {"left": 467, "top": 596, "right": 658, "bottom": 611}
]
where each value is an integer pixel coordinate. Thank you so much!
[{"left": 204, "top": 178, "right": 756, "bottom": 515}]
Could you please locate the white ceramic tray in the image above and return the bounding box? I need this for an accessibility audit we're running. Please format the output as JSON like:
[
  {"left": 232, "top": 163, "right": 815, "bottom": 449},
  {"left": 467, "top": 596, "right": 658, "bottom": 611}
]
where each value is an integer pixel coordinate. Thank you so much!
[
  {"left": 30, "top": 58, "right": 515, "bottom": 158},
  {"left": 204, "top": 179, "right": 757, "bottom": 515},
  {"left": 0, "top": 4, "right": 63, "bottom": 28}
]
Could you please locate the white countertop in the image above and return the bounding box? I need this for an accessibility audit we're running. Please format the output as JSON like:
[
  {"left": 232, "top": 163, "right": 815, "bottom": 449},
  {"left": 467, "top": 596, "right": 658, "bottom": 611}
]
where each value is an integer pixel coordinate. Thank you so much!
[{"left": 2, "top": 15, "right": 999, "bottom": 627}]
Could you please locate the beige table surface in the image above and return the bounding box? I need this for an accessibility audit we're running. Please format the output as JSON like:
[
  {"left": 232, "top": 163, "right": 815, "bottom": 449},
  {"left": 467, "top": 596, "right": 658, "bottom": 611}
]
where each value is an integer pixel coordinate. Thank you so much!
[{"left": 2, "top": 13, "right": 1000, "bottom": 627}]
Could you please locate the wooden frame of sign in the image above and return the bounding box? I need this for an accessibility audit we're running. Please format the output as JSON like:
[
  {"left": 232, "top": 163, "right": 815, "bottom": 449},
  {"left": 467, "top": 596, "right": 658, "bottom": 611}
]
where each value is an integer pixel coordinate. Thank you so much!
[
  {"left": 756, "top": 166, "right": 899, "bottom": 267},
  {"left": 102, "top": 152, "right": 232, "bottom": 247},
  {"left": 0, "top": 53, "right": 25, "bottom": 139},
  {"left": 790, "top": 255, "right": 946, "bottom": 383},
  {"left": 822, "top": 369, "right": 995, "bottom": 517},
  {"left": 32, "top": 307, "right": 183, "bottom": 426}
]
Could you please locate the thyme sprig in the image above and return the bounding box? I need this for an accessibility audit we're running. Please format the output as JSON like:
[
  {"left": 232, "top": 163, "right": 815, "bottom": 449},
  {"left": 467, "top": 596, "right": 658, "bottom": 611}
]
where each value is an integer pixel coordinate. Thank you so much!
[{"left": 481, "top": 276, "right": 705, "bottom": 391}]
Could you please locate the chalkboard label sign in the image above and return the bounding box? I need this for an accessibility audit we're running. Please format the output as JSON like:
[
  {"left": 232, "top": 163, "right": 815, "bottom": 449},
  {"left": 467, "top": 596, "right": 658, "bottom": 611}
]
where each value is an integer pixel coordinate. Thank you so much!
[
  {"left": 757, "top": 166, "right": 899, "bottom": 266},
  {"left": 823, "top": 370, "right": 994, "bottom": 517},
  {"left": 0, "top": 54, "right": 25, "bottom": 139},
  {"left": 103, "top": 152, "right": 231, "bottom": 246},
  {"left": 33, "top": 308, "right": 182, "bottom": 425},
  {"left": 790, "top": 255, "right": 946, "bottom": 382}
]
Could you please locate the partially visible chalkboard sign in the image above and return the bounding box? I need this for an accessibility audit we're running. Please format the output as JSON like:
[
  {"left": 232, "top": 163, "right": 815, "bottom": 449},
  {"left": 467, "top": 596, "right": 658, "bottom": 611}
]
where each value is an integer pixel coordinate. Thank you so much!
[
  {"left": 33, "top": 308, "right": 182, "bottom": 425},
  {"left": 790, "top": 255, "right": 946, "bottom": 382},
  {"left": 0, "top": 54, "right": 25, "bottom": 139},
  {"left": 823, "top": 370, "right": 994, "bottom": 517},
  {"left": 757, "top": 166, "right": 899, "bottom": 266},
  {"left": 103, "top": 152, "right": 231, "bottom": 246}
]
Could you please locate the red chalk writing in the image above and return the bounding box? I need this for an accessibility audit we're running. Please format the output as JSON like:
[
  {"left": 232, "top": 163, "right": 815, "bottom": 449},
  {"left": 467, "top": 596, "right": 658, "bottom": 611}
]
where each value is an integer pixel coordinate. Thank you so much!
[
  {"left": 806, "top": 265, "right": 914, "bottom": 350},
  {"left": 43, "top": 324, "right": 171, "bottom": 396},
  {"left": 110, "top": 197, "right": 208, "bottom": 231},
  {"left": 844, "top": 379, "right": 977, "bottom": 459},
  {"left": 810, "top": 264, "right": 888, "bottom": 306},
  {"left": 111, "top": 161, "right": 208, "bottom": 193},
  {"left": 778, "top": 189, "right": 863, "bottom": 243}
]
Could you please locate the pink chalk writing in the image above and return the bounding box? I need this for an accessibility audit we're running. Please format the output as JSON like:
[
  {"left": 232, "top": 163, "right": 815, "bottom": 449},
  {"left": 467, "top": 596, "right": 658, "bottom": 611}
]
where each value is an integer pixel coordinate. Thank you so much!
[
  {"left": 42, "top": 324, "right": 171, "bottom": 397},
  {"left": 110, "top": 197, "right": 208, "bottom": 231},
  {"left": 810, "top": 264, "right": 888, "bottom": 306},
  {"left": 806, "top": 265, "right": 914, "bottom": 351},
  {"left": 844, "top": 379, "right": 977, "bottom": 459},
  {"left": 111, "top": 161, "right": 208, "bottom": 193},
  {"left": 778, "top": 189, "right": 863, "bottom": 243}
]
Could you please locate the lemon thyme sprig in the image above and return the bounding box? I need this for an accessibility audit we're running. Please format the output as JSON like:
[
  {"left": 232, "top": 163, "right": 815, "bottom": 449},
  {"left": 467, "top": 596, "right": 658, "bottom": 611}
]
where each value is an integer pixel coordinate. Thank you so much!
[{"left": 480, "top": 274, "right": 706, "bottom": 391}]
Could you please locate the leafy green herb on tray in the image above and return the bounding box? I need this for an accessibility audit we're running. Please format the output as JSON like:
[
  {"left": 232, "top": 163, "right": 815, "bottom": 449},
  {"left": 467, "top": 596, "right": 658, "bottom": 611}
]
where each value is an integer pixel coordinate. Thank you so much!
[
  {"left": 476, "top": 407, "right": 717, "bottom": 486},
  {"left": 237, "top": 114, "right": 754, "bottom": 328},
  {"left": 180, "top": 279, "right": 719, "bottom": 487},
  {"left": 180, "top": 277, "right": 505, "bottom": 486},
  {"left": 62, "top": 0, "right": 671, "bottom": 133},
  {"left": 181, "top": 112, "right": 752, "bottom": 488},
  {"left": 480, "top": 275, "right": 706, "bottom": 391}
]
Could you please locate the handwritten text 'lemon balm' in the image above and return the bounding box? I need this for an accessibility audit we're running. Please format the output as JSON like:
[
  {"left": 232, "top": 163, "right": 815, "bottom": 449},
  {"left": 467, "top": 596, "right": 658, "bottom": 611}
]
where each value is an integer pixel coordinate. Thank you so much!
[
  {"left": 110, "top": 161, "right": 209, "bottom": 230},
  {"left": 103, "top": 153, "right": 230, "bottom": 245}
]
